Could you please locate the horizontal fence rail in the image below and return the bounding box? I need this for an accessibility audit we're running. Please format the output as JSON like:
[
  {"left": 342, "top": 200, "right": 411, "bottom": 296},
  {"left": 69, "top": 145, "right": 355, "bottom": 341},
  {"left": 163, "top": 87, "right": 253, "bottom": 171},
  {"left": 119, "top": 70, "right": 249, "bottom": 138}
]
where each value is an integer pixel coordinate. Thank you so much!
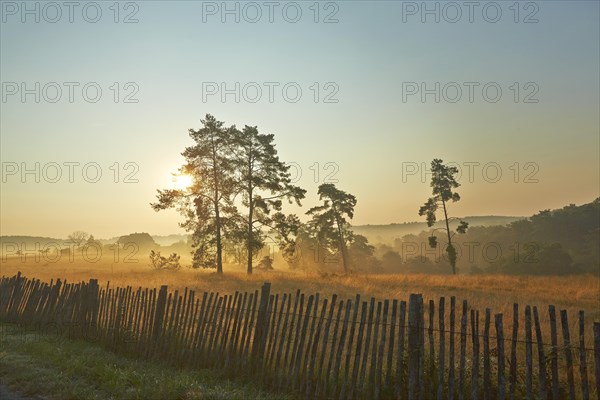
[{"left": 0, "top": 272, "right": 599, "bottom": 400}]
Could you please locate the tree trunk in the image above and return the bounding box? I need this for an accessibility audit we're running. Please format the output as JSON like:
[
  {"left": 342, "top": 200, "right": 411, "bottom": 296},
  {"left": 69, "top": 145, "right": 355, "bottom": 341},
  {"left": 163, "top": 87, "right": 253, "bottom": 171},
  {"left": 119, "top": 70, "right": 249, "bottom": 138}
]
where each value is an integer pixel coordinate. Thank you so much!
[
  {"left": 212, "top": 135, "right": 223, "bottom": 275},
  {"left": 246, "top": 154, "right": 254, "bottom": 275},
  {"left": 335, "top": 215, "right": 349, "bottom": 273},
  {"left": 441, "top": 198, "right": 456, "bottom": 275},
  {"left": 247, "top": 197, "right": 254, "bottom": 275},
  {"left": 215, "top": 203, "right": 223, "bottom": 275}
]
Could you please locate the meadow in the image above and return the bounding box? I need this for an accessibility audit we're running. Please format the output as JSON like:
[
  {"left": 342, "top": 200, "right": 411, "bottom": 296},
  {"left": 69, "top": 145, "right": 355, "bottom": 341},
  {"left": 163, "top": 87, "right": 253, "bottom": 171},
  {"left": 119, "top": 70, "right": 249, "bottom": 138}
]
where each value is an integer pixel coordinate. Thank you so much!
[
  {"left": 1, "top": 253, "right": 599, "bottom": 400},
  {"left": 1, "top": 254, "right": 598, "bottom": 345}
]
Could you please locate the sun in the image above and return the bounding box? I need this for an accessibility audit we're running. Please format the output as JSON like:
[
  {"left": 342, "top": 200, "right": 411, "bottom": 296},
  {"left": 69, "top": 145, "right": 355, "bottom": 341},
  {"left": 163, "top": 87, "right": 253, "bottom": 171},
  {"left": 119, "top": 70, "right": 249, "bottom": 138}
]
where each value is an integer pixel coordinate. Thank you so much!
[{"left": 173, "top": 174, "right": 193, "bottom": 190}]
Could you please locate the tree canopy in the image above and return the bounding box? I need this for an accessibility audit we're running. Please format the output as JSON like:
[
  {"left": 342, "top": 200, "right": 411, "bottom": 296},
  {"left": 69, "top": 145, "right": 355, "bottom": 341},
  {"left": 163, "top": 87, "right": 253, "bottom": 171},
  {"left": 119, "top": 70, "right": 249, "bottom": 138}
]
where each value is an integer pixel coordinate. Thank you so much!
[{"left": 418, "top": 159, "right": 469, "bottom": 274}]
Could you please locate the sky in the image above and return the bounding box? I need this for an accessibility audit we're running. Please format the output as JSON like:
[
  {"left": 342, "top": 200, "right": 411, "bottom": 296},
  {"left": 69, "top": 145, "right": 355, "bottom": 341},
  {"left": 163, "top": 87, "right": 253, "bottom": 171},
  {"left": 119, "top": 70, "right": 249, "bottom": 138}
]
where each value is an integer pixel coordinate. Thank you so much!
[{"left": 1, "top": 0, "right": 599, "bottom": 238}]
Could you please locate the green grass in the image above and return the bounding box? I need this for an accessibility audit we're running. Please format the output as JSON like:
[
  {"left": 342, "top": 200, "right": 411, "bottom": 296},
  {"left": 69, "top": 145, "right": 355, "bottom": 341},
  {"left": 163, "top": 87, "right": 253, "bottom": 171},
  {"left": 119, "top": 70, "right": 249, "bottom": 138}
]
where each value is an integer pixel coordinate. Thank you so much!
[{"left": 0, "top": 323, "right": 294, "bottom": 400}]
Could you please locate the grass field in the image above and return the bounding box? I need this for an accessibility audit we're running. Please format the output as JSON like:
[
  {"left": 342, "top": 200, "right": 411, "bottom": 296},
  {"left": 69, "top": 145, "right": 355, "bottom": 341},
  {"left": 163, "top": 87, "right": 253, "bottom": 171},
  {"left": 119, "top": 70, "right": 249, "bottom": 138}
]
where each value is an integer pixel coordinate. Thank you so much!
[
  {"left": 1, "top": 254, "right": 599, "bottom": 342},
  {"left": 0, "top": 323, "right": 292, "bottom": 400},
  {"left": 1, "top": 255, "right": 599, "bottom": 399}
]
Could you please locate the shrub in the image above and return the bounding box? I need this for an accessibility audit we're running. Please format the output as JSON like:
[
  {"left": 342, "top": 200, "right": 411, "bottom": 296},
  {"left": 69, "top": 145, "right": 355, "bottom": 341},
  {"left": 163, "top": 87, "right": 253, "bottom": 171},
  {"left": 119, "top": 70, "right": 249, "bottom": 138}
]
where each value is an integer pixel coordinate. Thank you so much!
[{"left": 149, "top": 250, "right": 181, "bottom": 271}]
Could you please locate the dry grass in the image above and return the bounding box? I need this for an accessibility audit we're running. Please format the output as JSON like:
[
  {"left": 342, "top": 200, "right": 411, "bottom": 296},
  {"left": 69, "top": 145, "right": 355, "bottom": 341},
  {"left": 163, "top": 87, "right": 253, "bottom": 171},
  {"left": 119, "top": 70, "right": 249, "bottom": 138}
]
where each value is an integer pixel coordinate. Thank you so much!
[
  {"left": 1, "top": 255, "right": 599, "bottom": 346},
  {"left": 2, "top": 255, "right": 599, "bottom": 399}
]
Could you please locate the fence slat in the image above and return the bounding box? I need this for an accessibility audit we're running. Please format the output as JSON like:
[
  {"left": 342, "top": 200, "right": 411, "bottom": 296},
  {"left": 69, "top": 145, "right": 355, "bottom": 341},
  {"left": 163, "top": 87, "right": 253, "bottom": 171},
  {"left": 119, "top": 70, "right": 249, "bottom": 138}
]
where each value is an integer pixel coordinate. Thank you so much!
[
  {"left": 332, "top": 299, "right": 352, "bottom": 399},
  {"left": 287, "top": 293, "right": 305, "bottom": 386},
  {"left": 339, "top": 294, "right": 360, "bottom": 400},
  {"left": 437, "top": 297, "right": 445, "bottom": 400},
  {"left": 395, "top": 300, "right": 407, "bottom": 400},
  {"left": 375, "top": 300, "right": 389, "bottom": 400},
  {"left": 533, "top": 306, "right": 547, "bottom": 399},
  {"left": 210, "top": 294, "right": 229, "bottom": 363},
  {"left": 428, "top": 299, "right": 435, "bottom": 395},
  {"left": 193, "top": 292, "right": 214, "bottom": 365},
  {"left": 305, "top": 297, "right": 328, "bottom": 399},
  {"left": 495, "top": 313, "right": 506, "bottom": 400},
  {"left": 471, "top": 310, "right": 479, "bottom": 400},
  {"left": 264, "top": 293, "right": 279, "bottom": 372},
  {"left": 234, "top": 292, "right": 256, "bottom": 372},
  {"left": 561, "top": 309, "right": 577, "bottom": 400},
  {"left": 459, "top": 300, "right": 467, "bottom": 400},
  {"left": 408, "top": 294, "right": 423, "bottom": 400},
  {"left": 292, "top": 294, "right": 314, "bottom": 390},
  {"left": 548, "top": 305, "right": 560, "bottom": 400},
  {"left": 579, "top": 310, "right": 590, "bottom": 400},
  {"left": 483, "top": 309, "right": 490, "bottom": 400},
  {"left": 323, "top": 299, "right": 344, "bottom": 398},
  {"left": 265, "top": 293, "right": 286, "bottom": 375},
  {"left": 360, "top": 298, "right": 375, "bottom": 395},
  {"left": 315, "top": 294, "right": 337, "bottom": 399},
  {"left": 369, "top": 301, "right": 382, "bottom": 395},
  {"left": 217, "top": 292, "right": 235, "bottom": 366},
  {"left": 206, "top": 296, "right": 223, "bottom": 364},
  {"left": 385, "top": 299, "right": 398, "bottom": 394},
  {"left": 300, "top": 293, "right": 319, "bottom": 388},
  {"left": 273, "top": 292, "right": 293, "bottom": 389},
  {"left": 594, "top": 322, "right": 600, "bottom": 399},
  {"left": 227, "top": 291, "right": 245, "bottom": 368},
  {"left": 241, "top": 291, "right": 258, "bottom": 368},
  {"left": 509, "top": 303, "right": 518, "bottom": 400},
  {"left": 350, "top": 301, "right": 367, "bottom": 400},
  {"left": 448, "top": 296, "right": 456, "bottom": 400},
  {"left": 525, "top": 305, "right": 533, "bottom": 400}
]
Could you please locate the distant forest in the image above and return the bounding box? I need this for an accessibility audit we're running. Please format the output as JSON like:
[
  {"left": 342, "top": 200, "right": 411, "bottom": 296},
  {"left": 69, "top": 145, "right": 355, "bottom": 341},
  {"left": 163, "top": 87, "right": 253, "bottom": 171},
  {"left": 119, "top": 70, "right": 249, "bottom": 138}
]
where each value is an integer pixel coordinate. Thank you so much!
[
  {"left": 366, "top": 198, "right": 599, "bottom": 275},
  {"left": 1, "top": 199, "right": 598, "bottom": 276}
]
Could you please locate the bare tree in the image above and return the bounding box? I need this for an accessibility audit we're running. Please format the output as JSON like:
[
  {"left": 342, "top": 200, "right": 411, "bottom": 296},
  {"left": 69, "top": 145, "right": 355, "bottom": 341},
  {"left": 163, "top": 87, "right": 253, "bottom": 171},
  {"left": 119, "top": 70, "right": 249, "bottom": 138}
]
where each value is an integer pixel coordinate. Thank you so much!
[{"left": 67, "top": 231, "right": 89, "bottom": 248}]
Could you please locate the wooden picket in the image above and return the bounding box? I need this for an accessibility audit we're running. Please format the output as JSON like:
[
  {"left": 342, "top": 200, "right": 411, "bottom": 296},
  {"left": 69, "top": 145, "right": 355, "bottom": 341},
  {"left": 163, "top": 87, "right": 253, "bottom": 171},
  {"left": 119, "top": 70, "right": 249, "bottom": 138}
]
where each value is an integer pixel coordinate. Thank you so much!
[{"left": 0, "top": 273, "right": 599, "bottom": 400}]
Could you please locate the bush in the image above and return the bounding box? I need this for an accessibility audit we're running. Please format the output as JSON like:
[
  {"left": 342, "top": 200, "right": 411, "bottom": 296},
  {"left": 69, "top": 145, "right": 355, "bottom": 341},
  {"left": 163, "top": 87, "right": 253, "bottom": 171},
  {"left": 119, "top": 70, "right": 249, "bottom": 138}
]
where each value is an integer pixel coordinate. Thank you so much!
[
  {"left": 256, "top": 256, "right": 274, "bottom": 270},
  {"left": 149, "top": 250, "right": 181, "bottom": 271}
]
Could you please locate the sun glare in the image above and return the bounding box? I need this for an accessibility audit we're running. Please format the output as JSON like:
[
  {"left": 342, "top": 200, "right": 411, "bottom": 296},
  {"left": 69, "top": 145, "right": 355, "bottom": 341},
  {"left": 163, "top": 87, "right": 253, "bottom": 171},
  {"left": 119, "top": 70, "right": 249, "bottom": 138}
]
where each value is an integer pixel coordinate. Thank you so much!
[{"left": 173, "top": 174, "right": 193, "bottom": 190}]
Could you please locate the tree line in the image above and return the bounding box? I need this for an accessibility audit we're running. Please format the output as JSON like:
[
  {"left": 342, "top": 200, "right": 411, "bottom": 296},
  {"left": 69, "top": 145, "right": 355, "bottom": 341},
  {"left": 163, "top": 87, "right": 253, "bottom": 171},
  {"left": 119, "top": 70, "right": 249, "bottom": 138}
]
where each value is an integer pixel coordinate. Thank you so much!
[
  {"left": 153, "top": 114, "right": 599, "bottom": 276},
  {"left": 362, "top": 198, "right": 599, "bottom": 275}
]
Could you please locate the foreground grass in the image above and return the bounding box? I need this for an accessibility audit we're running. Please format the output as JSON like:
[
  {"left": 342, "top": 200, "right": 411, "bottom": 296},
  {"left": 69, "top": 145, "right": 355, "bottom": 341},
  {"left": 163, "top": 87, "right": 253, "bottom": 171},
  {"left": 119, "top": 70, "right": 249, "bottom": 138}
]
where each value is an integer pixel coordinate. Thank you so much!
[{"left": 0, "top": 323, "right": 293, "bottom": 400}]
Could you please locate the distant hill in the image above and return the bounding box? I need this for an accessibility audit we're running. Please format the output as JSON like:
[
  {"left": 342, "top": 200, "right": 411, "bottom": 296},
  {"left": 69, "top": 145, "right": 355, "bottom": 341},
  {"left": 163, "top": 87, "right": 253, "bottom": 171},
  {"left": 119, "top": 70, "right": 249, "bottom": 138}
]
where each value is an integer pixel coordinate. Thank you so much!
[
  {"left": 354, "top": 216, "right": 525, "bottom": 244},
  {"left": 152, "top": 234, "right": 190, "bottom": 246},
  {"left": 0, "top": 216, "right": 523, "bottom": 254},
  {"left": 0, "top": 236, "right": 69, "bottom": 250},
  {"left": 117, "top": 232, "right": 157, "bottom": 249}
]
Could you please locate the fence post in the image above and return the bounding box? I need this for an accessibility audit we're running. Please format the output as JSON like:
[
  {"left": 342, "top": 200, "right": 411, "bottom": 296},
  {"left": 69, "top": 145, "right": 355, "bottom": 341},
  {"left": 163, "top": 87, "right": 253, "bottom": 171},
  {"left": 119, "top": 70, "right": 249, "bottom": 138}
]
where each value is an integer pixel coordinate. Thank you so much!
[
  {"left": 88, "top": 279, "right": 99, "bottom": 329},
  {"left": 579, "top": 311, "right": 589, "bottom": 400},
  {"left": 509, "top": 303, "right": 518, "bottom": 400},
  {"left": 560, "top": 309, "right": 576, "bottom": 400},
  {"left": 153, "top": 285, "right": 168, "bottom": 342},
  {"left": 7, "top": 272, "right": 24, "bottom": 323},
  {"left": 495, "top": 313, "right": 506, "bottom": 400},
  {"left": 594, "top": 322, "right": 600, "bottom": 399},
  {"left": 437, "top": 297, "right": 445, "bottom": 400},
  {"left": 408, "top": 293, "right": 423, "bottom": 400},
  {"left": 533, "top": 306, "right": 547, "bottom": 399},
  {"left": 471, "top": 309, "right": 480, "bottom": 400},
  {"left": 483, "top": 309, "right": 491, "bottom": 400},
  {"left": 459, "top": 300, "right": 468, "bottom": 400},
  {"left": 252, "top": 282, "right": 272, "bottom": 369},
  {"left": 525, "top": 305, "right": 533, "bottom": 400},
  {"left": 548, "top": 305, "right": 560, "bottom": 400},
  {"left": 449, "top": 296, "right": 456, "bottom": 400}
]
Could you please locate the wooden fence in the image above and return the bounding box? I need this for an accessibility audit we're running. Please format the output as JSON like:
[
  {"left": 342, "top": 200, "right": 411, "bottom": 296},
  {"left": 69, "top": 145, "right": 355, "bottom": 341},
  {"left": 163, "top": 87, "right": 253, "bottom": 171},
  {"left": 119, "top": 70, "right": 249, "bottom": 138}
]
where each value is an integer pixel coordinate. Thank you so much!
[{"left": 0, "top": 272, "right": 599, "bottom": 400}]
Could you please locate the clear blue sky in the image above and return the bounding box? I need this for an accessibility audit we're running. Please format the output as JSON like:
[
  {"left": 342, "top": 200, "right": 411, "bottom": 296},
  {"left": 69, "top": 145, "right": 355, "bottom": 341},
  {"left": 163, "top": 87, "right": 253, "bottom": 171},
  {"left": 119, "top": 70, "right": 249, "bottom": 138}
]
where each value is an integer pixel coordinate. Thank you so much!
[{"left": 1, "top": 1, "right": 599, "bottom": 238}]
